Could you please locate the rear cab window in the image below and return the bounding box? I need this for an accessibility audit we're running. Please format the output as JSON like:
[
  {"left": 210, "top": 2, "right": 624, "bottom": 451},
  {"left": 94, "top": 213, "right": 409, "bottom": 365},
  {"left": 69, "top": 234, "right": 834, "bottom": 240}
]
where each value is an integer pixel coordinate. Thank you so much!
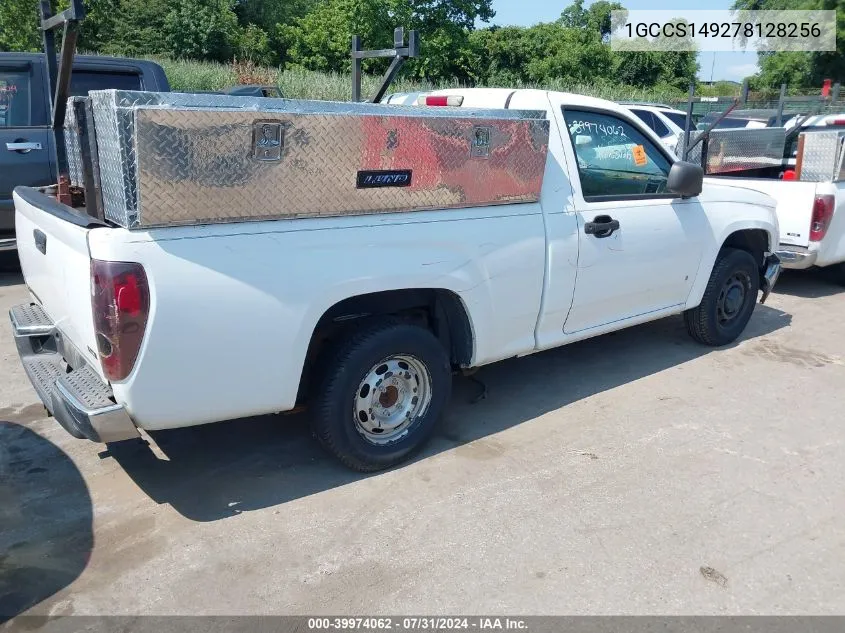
[
  {"left": 661, "top": 111, "right": 688, "bottom": 129},
  {"left": 650, "top": 113, "right": 670, "bottom": 137},
  {"left": 630, "top": 109, "right": 656, "bottom": 131},
  {"left": 70, "top": 70, "right": 142, "bottom": 96},
  {"left": 631, "top": 108, "right": 670, "bottom": 137},
  {"left": 562, "top": 108, "right": 673, "bottom": 201}
]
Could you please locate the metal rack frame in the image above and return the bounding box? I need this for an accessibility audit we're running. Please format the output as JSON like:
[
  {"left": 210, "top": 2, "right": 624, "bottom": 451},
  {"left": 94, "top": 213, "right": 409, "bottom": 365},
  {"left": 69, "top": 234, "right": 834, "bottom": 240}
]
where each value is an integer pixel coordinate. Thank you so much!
[
  {"left": 351, "top": 27, "right": 419, "bottom": 103},
  {"left": 39, "top": 0, "right": 85, "bottom": 176}
]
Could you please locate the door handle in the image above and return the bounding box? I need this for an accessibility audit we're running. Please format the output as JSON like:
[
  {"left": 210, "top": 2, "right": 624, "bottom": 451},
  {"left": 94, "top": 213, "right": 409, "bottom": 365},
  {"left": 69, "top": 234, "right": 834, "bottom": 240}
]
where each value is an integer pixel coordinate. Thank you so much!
[
  {"left": 6, "top": 141, "right": 43, "bottom": 153},
  {"left": 584, "top": 215, "right": 620, "bottom": 238}
]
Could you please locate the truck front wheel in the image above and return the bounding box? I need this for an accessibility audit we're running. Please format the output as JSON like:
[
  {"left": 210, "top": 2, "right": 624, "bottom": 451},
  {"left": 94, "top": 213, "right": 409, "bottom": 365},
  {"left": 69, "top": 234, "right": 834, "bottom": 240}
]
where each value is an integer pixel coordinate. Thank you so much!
[
  {"left": 685, "top": 248, "right": 760, "bottom": 346},
  {"left": 310, "top": 320, "right": 452, "bottom": 472}
]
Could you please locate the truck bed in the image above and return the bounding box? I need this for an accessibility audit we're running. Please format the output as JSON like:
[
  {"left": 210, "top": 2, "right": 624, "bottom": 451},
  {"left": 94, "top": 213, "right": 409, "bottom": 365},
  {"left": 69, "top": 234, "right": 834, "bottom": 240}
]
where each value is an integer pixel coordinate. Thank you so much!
[{"left": 13, "top": 186, "right": 547, "bottom": 431}]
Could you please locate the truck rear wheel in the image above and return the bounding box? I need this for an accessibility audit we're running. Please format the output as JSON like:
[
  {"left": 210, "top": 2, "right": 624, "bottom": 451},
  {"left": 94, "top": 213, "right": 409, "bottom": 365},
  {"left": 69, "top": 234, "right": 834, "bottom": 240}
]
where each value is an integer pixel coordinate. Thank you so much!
[
  {"left": 685, "top": 248, "right": 759, "bottom": 347},
  {"left": 310, "top": 320, "right": 452, "bottom": 472}
]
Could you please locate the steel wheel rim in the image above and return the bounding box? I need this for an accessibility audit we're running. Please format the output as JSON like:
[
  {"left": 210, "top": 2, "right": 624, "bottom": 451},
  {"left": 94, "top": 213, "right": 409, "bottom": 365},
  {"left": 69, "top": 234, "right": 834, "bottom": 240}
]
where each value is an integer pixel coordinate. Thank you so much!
[
  {"left": 353, "top": 354, "right": 432, "bottom": 446},
  {"left": 716, "top": 271, "right": 750, "bottom": 326}
]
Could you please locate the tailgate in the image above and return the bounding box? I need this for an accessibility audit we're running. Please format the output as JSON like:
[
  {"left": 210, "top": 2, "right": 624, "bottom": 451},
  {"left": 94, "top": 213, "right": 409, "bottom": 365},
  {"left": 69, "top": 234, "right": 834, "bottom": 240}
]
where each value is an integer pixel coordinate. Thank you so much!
[
  {"left": 13, "top": 187, "right": 102, "bottom": 378},
  {"left": 772, "top": 181, "right": 819, "bottom": 248}
]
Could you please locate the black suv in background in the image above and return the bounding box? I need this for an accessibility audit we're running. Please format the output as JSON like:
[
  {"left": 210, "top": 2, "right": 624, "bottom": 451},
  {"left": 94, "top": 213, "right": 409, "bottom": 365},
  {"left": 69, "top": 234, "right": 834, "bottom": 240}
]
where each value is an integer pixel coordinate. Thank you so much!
[{"left": 0, "top": 54, "right": 170, "bottom": 252}]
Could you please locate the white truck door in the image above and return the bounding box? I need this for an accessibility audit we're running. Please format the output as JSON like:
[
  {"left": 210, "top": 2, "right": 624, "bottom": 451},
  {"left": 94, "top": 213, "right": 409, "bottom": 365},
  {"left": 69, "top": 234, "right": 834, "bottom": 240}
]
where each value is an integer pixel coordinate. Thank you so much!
[{"left": 558, "top": 106, "right": 707, "bottom": 334}]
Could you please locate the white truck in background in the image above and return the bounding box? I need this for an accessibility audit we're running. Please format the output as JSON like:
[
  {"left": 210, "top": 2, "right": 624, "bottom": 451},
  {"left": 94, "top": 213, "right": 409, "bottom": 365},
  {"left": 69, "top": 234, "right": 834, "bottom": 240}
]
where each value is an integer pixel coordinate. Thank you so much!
[
  {"left": 716, "top": 177, "right": 844, "bottom": 276},
  {"left": 700, "top": 125, "right": 845, "bottom": 280},
  {"left": 619, "top": 103, "right": 688, "bottom": 156},
  {"left": 11, "top": 88, "right": 781, "bottom": 472}
]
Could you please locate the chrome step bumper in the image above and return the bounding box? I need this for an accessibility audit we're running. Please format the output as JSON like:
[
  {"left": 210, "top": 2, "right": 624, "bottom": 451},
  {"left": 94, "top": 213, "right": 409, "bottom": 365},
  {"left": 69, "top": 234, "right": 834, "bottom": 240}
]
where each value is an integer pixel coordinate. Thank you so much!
[
  {"left": 775, "top": 245, "right": 817, "bottom": 270},
  {"left": 9, "top": 303, "right": 139, "bottom": 443}
]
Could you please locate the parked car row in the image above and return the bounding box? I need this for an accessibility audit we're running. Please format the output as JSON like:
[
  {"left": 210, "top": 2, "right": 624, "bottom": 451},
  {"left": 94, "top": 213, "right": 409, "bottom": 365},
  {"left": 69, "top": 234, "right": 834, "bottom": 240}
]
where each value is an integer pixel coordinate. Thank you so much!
[{"left": 618, "top": 102, "right": 689, "bottom": 155}]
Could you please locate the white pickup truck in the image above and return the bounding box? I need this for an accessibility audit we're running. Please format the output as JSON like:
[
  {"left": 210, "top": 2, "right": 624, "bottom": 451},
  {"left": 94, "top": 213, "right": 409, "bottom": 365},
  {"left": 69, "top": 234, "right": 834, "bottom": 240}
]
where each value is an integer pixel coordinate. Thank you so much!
[
  {"left": 722, "top": 177, "right": 844, "bottom": 277},
  {"left": 10, "top": 88, "right": 781, "bottom": 471},
  {"left": 691, "top": 125, "right": 845, "bottom": 280}
]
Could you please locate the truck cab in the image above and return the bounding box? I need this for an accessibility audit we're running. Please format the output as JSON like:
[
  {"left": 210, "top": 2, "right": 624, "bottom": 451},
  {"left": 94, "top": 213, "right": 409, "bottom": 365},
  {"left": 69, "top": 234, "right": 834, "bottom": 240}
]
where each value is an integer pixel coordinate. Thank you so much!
[{"left": 0, "top": 53, "right": 169, "bottom": 251}]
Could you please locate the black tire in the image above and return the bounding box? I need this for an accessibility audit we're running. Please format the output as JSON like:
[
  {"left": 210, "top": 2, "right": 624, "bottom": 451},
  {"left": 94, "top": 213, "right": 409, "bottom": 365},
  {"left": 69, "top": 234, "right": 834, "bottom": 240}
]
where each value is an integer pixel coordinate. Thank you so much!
[
  {"left": 310, "top": 320, "right": 452, "bottom": 472},
  {"left": 685, "top": 247, "right": 760, "bottom": 347}
]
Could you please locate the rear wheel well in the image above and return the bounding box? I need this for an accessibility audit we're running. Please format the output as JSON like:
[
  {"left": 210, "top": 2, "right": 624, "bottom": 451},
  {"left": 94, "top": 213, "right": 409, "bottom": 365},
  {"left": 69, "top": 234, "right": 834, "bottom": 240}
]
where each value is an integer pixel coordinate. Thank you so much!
[
  {"left": 721, "top": 229, "right": 769, "bottom": 267},
  {"left": 298, "top": 289, "right": 473, "bottom": 404}
]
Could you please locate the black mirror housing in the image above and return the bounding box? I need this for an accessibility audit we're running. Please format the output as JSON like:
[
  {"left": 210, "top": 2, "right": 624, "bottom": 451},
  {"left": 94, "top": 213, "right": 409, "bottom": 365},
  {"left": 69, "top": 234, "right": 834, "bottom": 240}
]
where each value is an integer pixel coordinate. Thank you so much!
[{"left": 668, "top": 161, "right": 704, "bottom": 197}]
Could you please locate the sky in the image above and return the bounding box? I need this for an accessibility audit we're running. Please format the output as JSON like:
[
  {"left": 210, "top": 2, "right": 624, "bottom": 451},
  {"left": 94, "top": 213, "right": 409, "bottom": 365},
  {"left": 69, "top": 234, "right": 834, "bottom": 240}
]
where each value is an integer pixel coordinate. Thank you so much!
[{"left": 488, "top": 0, "right": 760, "bottom": 82}]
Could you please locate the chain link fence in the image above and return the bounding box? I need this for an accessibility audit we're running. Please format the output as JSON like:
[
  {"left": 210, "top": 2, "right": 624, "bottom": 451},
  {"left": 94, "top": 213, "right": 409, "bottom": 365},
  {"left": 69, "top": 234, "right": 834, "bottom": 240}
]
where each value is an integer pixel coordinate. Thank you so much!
[{"left": 661, "top": 96, "right": 845, "bottom": 120}]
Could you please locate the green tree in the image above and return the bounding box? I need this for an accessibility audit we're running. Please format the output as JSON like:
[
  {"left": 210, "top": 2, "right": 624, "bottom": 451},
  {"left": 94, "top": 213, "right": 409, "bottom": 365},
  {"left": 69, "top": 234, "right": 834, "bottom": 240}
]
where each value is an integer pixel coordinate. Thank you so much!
[
  {"left": 558, "top": 0, "right": 623, "bottom": 37},
  {"left": 234, "top": 0, "right": 314, "bottom": 65},
  {"left": 278, "top": 0, "right": 394, "bottom": 73},
  {"left": 236, "top": 23, "right": 271, "bottom": 63},
  {"left": 613, "top": 51, "right": 663, "bottom": 87},
  {"left": 732, "top": 0, "right": 845, "bottom": 89},
  {"left": 99, "top": 0, "right": 170, "bottom": 57},
  {"left": 558, "top": 0, "right": 588, "bottom": 29},
  {"left": 279, "top": 0, "right": 493, "bottom": 82},
  {"left": 524, "top": 23, "right": 613, "bottom": 83},
  {"left": 235, "top": 0, "right": 314, "bottom": 33},
  {"left": 162, "top": 0, "right": 240, "bottom": 62},
  {"left": 0, "top": 0, "right": 72, "bottom": 52}
]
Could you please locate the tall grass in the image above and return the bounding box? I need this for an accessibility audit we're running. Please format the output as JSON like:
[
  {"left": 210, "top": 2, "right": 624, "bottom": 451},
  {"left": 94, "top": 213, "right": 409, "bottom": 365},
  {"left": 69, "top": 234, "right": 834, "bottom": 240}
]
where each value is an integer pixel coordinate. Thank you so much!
[
  {"left": 139, "top": 57, "right": 845, "bottom": 116},
  {"left": 152, "top": 56, "right": 692, "bottom": 103},
  {"left": 155, "top": 58, "right": 237, "bottom": 92}
]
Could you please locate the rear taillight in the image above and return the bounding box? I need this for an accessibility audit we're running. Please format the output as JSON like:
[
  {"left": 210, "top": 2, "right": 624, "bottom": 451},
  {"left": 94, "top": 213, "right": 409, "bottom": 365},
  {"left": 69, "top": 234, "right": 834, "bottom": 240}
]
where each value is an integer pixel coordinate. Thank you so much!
[
  {"left": 91, "top": 259, "right": 149, "bottom": 382},
  {"left": 810, "top": 194, "right": 835, "bottom": 242},
  {"left": 416, "top": 95, "right": 464, "bottom": 107}
]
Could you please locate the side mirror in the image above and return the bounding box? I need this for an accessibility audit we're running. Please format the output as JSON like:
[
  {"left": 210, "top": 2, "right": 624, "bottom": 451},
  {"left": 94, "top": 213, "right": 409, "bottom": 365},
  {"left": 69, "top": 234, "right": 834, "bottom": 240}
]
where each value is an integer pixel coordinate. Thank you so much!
[{"left": 668, "top": 160, "right": 704, "bottom": 197}]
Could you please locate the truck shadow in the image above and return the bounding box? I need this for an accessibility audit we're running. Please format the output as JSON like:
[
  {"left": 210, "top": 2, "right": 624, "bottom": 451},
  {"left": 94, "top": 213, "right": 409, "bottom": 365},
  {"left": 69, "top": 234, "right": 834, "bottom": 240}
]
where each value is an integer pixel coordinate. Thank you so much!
[
  {"left": 0, "top": 252, "right": 23, "bottom": 280},
  {"left": 772, "top": 268, "right": 845, "bottom": 299},
  {"left": 109, "top": 305, "right": 791, "bottom": 522},
  {"left": 0, "top": 268, "right": 23, "bottom": 287},
  {"left": 0, "top": 420, "right": 93, "bottom": 622}
]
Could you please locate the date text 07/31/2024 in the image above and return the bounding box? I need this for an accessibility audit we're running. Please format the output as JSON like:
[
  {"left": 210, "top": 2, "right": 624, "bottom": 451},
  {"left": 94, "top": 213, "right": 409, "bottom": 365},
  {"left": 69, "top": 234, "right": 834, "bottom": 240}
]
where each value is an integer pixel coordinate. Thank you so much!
[{"left": 307, "top": 617, "right": 529, "bottom": 630}]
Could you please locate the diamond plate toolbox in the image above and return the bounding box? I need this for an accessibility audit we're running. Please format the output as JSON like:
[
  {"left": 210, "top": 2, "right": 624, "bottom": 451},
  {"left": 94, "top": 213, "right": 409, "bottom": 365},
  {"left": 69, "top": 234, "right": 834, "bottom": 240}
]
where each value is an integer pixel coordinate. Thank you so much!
[
  {"left": 686, "top": 128, "right": 786, "bottom": 175},
  {"left": 687, "top": 128, "right": 786, "bottom": 174},
  {"left": 64, "top": 96, "right": 87, "bottom": 187},
  {"left": 88, "top": 90, "right": 550, "bottom": 229},
  {"left": 798, "top": 130, "right": 845, "bottom": 182}
]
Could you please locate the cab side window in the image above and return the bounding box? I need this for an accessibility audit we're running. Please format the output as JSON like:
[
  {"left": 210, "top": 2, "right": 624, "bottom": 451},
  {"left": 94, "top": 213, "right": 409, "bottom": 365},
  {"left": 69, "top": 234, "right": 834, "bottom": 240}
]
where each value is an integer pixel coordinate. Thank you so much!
[
  {"left": 562, "top": 108, "right": 672, "bottom": 200},
  {"left": 0, "top": 69, "right": 32, "bottom": 127}
]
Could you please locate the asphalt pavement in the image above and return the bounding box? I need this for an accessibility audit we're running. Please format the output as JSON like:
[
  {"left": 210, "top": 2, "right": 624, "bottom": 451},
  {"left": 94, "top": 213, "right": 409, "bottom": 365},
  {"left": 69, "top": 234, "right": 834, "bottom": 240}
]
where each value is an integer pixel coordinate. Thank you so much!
[{"left": 1, "top": 260, "right": 844, "bottom": 617}]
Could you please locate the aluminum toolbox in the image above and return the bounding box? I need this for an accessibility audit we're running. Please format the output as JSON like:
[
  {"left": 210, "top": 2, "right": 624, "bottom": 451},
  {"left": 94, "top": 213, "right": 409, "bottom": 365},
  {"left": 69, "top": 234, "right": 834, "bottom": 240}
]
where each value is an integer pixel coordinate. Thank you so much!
[
  {"left": 797, "top": 130, "right": 845, "bottom": 182},
  {"left": 80, "top": 90, "right": 549, "bottom": 229},
  {"left": 63, "top": 96, "right": 87, "bottom": 187},
  {"left": 686, "top": 128, "right": 786, "bottom": 174}
]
